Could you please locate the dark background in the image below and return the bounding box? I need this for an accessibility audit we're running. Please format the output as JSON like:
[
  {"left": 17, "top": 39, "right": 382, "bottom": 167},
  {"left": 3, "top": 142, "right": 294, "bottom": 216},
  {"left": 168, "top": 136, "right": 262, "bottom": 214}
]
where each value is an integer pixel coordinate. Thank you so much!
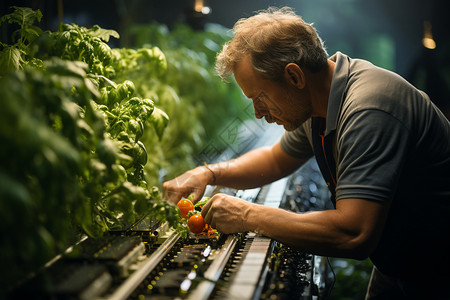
[{"left": 2, "top": 0, "right": 449, "bottom": 116}]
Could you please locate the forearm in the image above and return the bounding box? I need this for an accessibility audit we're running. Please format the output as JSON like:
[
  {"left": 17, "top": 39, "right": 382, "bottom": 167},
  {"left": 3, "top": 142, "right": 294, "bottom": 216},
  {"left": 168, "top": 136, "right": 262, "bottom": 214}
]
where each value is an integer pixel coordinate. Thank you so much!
[
  {"left": 244, "top": 199, "right": 384, "bottom": 259},
  {"left": 243, "top": 207, "right": 340, "bottom": 257},
  {"left": 207, "top": 143, "right": 305, "bottom": 190},
  {"left": 207, "top": 148, "right": 278, "bottom": 189}
]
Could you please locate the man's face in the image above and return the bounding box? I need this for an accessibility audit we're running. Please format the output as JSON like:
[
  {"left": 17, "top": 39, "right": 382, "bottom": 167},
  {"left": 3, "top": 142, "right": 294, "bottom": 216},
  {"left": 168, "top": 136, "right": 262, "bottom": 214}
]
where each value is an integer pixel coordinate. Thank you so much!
[{"left": 233, "top": 55, "right": 312, "bottom": 131}]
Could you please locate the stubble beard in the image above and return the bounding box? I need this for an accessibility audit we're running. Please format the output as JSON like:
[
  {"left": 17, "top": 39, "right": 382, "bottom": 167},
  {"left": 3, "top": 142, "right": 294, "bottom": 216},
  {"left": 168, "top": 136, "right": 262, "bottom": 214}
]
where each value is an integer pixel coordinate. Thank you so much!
[{"left": 283, "top": 92, "right": 312, "bottom": 131}]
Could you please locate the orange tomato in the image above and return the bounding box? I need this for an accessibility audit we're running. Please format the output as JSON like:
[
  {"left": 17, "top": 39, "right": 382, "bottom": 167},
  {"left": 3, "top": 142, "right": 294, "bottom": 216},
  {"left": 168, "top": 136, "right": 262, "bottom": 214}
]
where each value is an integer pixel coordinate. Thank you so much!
[
  {"left": 188, "top": 214, "right": 206, "bottom": 234},
  {"left": 177, "top": 198, "right": 194, "bottom": 219}
]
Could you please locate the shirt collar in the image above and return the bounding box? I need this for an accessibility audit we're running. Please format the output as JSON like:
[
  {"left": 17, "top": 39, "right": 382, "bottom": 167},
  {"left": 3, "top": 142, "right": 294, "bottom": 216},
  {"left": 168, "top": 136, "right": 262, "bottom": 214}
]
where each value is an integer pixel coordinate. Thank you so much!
[{"left": 325, "top": 51, "right": 349, "bottom": 135}]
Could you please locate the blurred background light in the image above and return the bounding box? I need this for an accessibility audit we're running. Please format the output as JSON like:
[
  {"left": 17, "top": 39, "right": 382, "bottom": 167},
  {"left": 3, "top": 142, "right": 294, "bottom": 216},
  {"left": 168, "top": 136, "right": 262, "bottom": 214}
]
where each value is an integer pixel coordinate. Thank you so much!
[{"left": 422, "top": 21, "right": 436, "bottom": 49}]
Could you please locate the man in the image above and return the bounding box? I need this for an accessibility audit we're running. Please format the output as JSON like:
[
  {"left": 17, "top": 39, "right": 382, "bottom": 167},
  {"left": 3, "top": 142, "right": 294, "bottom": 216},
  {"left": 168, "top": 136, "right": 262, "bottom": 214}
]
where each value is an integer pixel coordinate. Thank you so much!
[{"left": 163, "top": 7, "right": 450, "bottom": 299}]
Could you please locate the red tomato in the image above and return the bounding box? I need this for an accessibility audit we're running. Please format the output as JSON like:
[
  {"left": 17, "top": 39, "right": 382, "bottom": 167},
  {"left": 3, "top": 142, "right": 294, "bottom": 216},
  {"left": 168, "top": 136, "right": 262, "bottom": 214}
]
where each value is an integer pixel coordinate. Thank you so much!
[
  {"left": 177, "top": 198, "right": 194, "bottom": 219},
  {"left": 188, "top": 214, "right": 206, "bottom": 234}
]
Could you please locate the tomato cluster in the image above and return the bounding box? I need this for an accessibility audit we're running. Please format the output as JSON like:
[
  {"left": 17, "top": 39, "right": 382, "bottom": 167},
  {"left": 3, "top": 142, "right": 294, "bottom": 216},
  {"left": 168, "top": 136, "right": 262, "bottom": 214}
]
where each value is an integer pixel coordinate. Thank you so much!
[{"left": 176, "top": 198, "right": 207, "bottom": 234}]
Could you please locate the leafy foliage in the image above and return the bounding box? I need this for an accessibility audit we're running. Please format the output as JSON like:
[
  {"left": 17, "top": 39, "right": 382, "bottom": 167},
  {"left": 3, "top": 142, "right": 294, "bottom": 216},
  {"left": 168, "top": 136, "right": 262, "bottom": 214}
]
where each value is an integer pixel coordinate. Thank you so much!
[
  {"left": 0, "top": 6, "right": 241, "bottom": 292},
  {"left": 38, "top": 23, "right": 118, "bottom": 76},
  {"left": 0, "top": 7, "right": 182, "bottom": 291},
  {"left": 0, "top": 59, "right": 104, "bottom": 288},
  {"left": 330, "top": 258, "right": 373, "bottom": 300},
  {"left": 124, "top": 23, "right": 248, "bottom": 181},
  {"left": 0, "top": 6, "right": 44, "bottom": 72}
]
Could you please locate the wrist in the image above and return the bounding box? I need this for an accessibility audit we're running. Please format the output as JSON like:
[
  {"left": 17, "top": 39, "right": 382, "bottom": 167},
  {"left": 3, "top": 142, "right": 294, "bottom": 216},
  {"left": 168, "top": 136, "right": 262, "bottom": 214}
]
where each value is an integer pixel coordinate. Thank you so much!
[
  {"left": 242, "top": 202, "right": 259, "bottom": 232},
  {"left": 203, "top": 162, "right": 217, "bottom": 185}
]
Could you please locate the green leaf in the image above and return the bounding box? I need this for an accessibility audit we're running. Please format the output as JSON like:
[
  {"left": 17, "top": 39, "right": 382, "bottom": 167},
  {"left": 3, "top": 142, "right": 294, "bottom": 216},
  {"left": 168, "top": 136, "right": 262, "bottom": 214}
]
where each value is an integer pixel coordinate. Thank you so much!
[
  {"left": 149, "top": 107, "right": 169, "bottom": 140},
  {"left": 0, "top": 170, "right": 33, "bottom": 226},
  {"left": 44, "top": 58, "right": 88, "bottom": 79},
  {"left": 23, "top": 25, "right": 43, "bottom": 43},
  {"left": 0, "top": 6, "right": 42, "bottom": 28},
  {"left": 89, "top": 25, "right": 120, "bottom": 42},
  {"left": 0, "top": 46, "right": 24, "bottom": 72}
]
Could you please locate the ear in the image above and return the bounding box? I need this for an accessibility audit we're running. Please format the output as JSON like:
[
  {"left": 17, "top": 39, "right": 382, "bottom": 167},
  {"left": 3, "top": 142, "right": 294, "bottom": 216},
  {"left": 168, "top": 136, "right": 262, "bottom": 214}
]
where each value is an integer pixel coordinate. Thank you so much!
[{"left": 284, "top": 63, "right": 305, "bottom": 89}]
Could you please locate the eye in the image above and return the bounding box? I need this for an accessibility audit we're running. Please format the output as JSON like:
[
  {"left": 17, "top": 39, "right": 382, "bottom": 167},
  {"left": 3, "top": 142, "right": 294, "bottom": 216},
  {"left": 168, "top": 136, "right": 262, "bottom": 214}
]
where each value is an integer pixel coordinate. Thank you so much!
[{"left": 257, "top": 93, "right": 282, "bottom": 115}]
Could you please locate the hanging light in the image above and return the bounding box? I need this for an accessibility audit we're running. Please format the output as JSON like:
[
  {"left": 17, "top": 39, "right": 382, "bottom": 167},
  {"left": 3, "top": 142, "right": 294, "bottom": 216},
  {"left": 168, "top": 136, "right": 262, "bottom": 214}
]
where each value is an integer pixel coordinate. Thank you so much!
[
  {"left": 194, "top": 0, "right": 203, "bottom": 12},
  {"left": 422, "top": 21, "right": 436, "bottom": 49}
]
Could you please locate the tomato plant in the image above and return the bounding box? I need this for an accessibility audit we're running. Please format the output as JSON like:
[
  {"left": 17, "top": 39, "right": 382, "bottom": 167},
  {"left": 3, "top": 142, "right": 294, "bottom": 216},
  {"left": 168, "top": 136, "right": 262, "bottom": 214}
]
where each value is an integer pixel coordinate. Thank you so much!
[
  {"left": 0, "top": 6, "right": 44, "bottom": 73},
  {"left": 0, "top": 7, "right": 178, "bottom": 292},
  {"left": 187, "top": 214, "right": 206, "bottom": 234},
  {"left": 177, "top": 198, "right": 194, "bottom": 219},
  {"left": 0, "top": 6, "right": 242, "bottom": 292}
]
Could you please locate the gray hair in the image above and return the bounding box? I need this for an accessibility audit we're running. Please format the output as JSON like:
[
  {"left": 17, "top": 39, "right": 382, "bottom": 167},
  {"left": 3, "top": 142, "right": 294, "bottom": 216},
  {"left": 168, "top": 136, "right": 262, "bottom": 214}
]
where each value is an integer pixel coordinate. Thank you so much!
[{"left": 216, "top": 7, "right": 328, "bottom": 81}]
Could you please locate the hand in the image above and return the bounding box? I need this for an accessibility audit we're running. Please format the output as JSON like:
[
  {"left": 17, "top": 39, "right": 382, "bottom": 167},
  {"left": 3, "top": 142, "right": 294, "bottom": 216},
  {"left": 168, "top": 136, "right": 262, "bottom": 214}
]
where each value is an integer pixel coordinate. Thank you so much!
[
  {"left": 162, "top": 166, "right": 212, "bottom": 204},
  {"left": 201, "top": 193, "right": 253, "bottom": 234}
]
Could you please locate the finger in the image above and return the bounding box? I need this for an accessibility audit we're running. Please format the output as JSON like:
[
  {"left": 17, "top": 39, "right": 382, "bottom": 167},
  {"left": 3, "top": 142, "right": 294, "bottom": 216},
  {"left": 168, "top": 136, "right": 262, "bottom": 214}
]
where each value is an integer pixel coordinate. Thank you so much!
[
  {"left": 210, "top": 216, "right": 217, "bottom": 230},
  {"left": 164, "top": 190, "right": 183, "bottom": 204},
  {"left": 187, "top": 186, "right": 207, "bottom": 204},
  {"left": 202, "top": 204, "right": 214, "bottom": 225},
  {"left": 161, "top": 180, "right": 169, "bottom": 191},
  {"left": 201, "top": 195, "right": 214, "bottom": 218},
  {"left": 191, "top": 192, "right": 202, "bottom": 204},
  {"left": 205, "top": 208, "right": 217, "bottom": 229}
]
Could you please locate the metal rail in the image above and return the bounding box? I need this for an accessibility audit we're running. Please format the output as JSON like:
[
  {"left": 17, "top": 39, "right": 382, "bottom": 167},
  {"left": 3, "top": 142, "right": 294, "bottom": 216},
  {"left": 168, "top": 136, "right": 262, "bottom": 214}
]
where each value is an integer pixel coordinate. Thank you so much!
[
  {"left": 186, "top": 235, "right": 239, "bottom": 300},
  {"left": 106, "top": 230, "right": 181, "bottom": 300},
  {"left": 223, "top": 234, "right": 273, "bottom": 300}
]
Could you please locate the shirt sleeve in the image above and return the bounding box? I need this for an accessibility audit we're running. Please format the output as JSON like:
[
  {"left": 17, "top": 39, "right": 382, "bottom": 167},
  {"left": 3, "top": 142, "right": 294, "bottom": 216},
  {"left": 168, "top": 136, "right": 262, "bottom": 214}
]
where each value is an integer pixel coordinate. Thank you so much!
[{"left": 335, "top": 109, "right": 410, "bottom": 202}]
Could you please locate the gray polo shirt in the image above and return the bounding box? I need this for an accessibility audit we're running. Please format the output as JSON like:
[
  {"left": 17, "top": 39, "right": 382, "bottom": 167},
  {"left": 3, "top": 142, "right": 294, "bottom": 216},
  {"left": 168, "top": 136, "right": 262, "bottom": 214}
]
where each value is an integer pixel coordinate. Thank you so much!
[{"left": 281, "top": 52, "right": 450, "bottom": 279}]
